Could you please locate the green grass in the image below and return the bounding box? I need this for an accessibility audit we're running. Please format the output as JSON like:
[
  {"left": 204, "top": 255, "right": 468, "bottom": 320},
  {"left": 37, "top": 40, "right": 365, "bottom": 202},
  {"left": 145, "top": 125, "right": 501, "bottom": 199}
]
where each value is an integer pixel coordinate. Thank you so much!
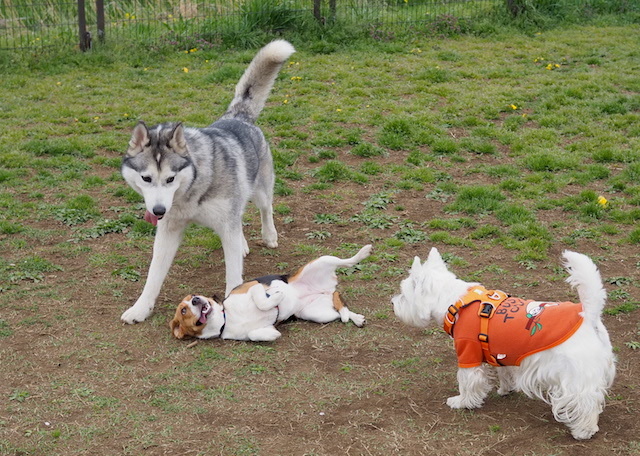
[{"left": 0, "top": 21, "right": 639, "bottom": 456}]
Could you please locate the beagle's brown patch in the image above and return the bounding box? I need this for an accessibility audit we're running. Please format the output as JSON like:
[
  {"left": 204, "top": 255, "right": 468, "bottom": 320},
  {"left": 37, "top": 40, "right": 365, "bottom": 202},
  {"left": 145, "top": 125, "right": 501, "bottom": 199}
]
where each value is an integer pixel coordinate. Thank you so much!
[
  {"left": 289, "top": 259, "right": 314, "bottom": 283},
  {"left": 170, "top": 295, "right": 204, "bottom": 339},
  {"left": 229, "top": 280, "right": 259, "bottom": 295},
  {"left": 332, "top": 291, "right": 345, "bottom": 311}
]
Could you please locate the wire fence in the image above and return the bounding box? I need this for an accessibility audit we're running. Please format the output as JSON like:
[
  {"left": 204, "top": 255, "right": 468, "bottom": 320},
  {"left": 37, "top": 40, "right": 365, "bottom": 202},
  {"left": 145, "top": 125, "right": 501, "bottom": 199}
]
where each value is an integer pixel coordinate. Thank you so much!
[{"left": 0, "top": 0, "right": 636, "bottom": 51}]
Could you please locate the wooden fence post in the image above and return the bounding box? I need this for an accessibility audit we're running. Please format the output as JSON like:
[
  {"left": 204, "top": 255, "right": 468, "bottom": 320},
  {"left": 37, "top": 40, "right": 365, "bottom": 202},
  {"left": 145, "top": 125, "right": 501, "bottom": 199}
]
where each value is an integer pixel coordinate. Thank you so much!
[
  {"left": 96, "top": 0, "right": 105, "bottom": 43},
  {"left": 313, "top": 0, "right": 322, "bottom": 22},
  {"left": 77, "top": 0, "right": 91, "bottom": 51}
]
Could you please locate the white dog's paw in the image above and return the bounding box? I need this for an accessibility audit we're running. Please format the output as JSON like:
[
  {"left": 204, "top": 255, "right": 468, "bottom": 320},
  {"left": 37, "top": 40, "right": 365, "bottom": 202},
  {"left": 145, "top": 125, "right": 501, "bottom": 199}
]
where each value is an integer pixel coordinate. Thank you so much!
[
  {"left": 497, "top": 385, "right": 515, "bottom": 396},
  {"left": 351, "top": 312, "right": 366, "bottom": 327},
  {"left": 242, "top": 238, "right": 250, "bottom": 257},
  {"left": 121, "top": 302, "right": 154, "bottom": 324},
  {"left": 571, "top": 425, "right": 598, "bottom": 440},
  {"left": 446, "top": 395, "right": 480, "bottom": 409}
]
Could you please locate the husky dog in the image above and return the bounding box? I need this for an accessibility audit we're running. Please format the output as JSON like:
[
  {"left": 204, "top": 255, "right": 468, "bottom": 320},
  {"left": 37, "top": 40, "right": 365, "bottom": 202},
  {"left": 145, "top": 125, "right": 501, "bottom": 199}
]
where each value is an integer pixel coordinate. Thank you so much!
[
  {"left": 120, "top": 40, "right": 295, "bottom": 324},
  {"left": 392, "top": 248, "right": 615, "bottom": 440},
  {"left": 170, "top": 245, "right": 372, "bottom": 341}
]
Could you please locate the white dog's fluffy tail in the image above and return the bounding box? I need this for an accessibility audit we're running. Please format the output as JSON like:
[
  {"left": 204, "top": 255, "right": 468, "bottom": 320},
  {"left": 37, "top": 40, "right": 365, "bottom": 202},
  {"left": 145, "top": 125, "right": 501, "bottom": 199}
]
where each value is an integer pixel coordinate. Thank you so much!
[
  {"left": 223, "top": 40, "right": 295, "bottom": 123},
  {"left": 563, "top": 250, "right": 607, "bottom": 324}
]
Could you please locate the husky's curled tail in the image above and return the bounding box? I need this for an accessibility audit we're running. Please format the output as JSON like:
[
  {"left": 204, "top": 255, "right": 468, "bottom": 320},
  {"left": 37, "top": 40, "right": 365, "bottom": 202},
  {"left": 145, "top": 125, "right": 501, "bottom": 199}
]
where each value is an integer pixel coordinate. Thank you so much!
[
  {"left": 120, "top": 40, "right": 295, "bottom": 325},
  {"left": 223, "top": 40, "right": 296, "bottom": 123}
]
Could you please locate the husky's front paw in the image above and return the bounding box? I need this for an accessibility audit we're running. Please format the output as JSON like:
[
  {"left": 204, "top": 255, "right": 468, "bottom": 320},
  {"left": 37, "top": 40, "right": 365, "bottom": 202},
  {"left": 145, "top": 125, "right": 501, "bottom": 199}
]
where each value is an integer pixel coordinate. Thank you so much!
[{"left": 121, "top": 301, "right": 154, "bottom": 324}]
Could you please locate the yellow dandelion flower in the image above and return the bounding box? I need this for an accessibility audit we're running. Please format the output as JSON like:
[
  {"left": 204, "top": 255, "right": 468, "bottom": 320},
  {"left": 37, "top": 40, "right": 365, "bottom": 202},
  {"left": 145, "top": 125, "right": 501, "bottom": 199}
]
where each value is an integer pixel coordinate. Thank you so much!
[
  {"left": 283, "top": 99, "right": 289, "bottom": 104},
  {"left": 56, "top": 81, "right": 61, "bottom": 86},
  {"left": 546, "top": 63, "right": 554, "bottom": 70},
  {"left": 510, "top": 104, "right": 518, "bottom": 110},
  {"left": 555, "top": 64, "right": 560, "bottom": 68},
  {"left": 598, "top": 196, "right": 608, "bottom": 207},
  {"left": 336, "top": 108, "right": 342, "bottom": 112},
  {"left": 183, "top": 67, "right": 189, "bottom": 73}
]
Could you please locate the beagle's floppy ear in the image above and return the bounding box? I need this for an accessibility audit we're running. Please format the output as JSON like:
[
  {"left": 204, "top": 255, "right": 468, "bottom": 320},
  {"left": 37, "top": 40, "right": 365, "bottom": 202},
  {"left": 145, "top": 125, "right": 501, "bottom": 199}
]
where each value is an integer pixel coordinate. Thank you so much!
[{"left": 169, "top": 317, "right": 185, "bottom": 339}]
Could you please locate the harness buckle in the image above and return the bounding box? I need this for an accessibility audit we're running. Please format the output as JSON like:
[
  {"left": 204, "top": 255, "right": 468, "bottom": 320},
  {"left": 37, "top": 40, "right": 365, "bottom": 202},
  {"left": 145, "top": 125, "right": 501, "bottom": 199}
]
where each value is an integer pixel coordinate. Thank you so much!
[
  {"left": 478, "top": 333, "right": 489, "bottom": 343},
  {"left": 478, "top": 302, "right": 495, "bottom": 319}
]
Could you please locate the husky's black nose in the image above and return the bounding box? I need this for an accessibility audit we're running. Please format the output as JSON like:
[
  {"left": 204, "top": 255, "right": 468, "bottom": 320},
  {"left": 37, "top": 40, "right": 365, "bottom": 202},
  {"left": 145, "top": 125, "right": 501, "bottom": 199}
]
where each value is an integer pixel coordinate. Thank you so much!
[{"left": 152, "top": 205, "right": 166, "bottom": 217}]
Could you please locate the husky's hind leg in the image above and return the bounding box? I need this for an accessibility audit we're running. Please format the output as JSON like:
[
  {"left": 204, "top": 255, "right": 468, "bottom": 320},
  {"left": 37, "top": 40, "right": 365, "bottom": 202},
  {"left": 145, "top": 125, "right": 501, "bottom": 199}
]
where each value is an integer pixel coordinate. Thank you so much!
[
  {"left": 252, "top": 181, "right": 278, "bottom": 249},
  {"left": 121, "top": 219, "right": 187, "bottom": 324}
]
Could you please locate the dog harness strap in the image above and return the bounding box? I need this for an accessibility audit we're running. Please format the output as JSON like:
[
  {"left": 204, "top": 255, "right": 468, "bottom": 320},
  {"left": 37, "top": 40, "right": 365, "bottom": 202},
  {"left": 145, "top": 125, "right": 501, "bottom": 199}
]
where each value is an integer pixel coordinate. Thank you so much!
[
  {"left": 444, "top": 286, "right": 509, "bottom": 366},
  {"left": 443, "top": 287, "right": 507, "bottom": 335}
]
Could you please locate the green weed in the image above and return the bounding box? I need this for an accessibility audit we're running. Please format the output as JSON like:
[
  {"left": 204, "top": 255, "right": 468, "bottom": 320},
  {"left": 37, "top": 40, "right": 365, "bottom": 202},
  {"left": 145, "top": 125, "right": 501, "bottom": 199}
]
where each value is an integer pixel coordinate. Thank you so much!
[{"left": 445, "top": 185, "right": 505, "bottom": 215}]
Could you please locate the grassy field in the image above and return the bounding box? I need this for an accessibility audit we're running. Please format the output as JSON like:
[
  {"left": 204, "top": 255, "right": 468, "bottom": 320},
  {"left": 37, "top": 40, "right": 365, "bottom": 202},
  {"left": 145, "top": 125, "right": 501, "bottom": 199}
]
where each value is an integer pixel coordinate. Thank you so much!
[{"left": 1, "top": 23, "right": 639, "bottom": 455}]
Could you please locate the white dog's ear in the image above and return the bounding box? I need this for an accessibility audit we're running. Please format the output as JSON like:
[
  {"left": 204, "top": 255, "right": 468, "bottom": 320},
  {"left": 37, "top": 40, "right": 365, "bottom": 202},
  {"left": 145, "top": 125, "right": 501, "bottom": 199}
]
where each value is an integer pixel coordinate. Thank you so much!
[
  {"left": 127, "top": 121, "right": 149, "bottom": 156},
  {"left": 426, "top": 247, "right": 447, "bottom": 270},
  {"left": 410, "top": 256, "right": 423, "bottom": 277},
  {"left": 169, "top": 122, "right": 189, "bottom": 156}
]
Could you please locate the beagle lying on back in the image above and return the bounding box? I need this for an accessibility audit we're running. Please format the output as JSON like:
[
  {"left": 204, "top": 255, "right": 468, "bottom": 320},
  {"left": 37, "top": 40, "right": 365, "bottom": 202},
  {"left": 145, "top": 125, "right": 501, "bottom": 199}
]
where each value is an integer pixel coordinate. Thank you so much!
[{"left": 170, "top": 245, "right": 371, "bottom": 341}]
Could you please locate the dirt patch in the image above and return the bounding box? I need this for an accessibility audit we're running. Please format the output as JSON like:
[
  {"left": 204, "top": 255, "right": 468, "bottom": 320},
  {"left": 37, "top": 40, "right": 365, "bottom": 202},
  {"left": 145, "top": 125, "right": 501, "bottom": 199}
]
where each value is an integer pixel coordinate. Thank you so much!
[{"left": 2, "top": 157, "right": 639, "bottom": 455}]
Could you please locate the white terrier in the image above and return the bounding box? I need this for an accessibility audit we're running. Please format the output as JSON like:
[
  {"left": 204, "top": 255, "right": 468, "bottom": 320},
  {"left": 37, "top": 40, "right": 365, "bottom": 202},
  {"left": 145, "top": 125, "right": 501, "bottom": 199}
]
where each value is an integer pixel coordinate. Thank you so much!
[{"left": 392, "top": 247, "right": 615, "bottom": 440}]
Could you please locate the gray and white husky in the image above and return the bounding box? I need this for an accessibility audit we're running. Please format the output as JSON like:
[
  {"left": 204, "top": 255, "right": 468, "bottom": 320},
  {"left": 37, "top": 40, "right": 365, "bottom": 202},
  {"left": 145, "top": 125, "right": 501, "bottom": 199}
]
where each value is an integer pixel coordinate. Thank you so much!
[{"left": 120, "top": 40, "right": 295, "bottom": 324}]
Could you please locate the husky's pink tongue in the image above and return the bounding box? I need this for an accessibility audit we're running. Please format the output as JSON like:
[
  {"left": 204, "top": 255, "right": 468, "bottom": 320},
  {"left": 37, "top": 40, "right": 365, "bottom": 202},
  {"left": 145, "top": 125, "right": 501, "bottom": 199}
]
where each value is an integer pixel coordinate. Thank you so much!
[
  {"left": 199, "top": 313, "right": 208, "bottom": 324},
  {"left": 144, "top": 210, "right": 159, "bottom": 226}
]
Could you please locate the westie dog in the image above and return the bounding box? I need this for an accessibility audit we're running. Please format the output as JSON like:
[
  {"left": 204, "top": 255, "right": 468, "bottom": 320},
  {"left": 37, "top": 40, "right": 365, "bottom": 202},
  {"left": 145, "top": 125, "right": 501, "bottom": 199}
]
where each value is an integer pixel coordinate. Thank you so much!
[{"left": 392, "top": 247, "right": 615, "bottom": 440}]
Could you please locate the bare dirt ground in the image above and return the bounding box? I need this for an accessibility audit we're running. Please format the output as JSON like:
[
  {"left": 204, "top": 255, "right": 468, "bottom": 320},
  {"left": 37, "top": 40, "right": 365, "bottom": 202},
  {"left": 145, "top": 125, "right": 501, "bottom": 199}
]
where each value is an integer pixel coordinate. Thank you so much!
[{"left": 2, "top": 142, "right": 639, "bottom": 455}]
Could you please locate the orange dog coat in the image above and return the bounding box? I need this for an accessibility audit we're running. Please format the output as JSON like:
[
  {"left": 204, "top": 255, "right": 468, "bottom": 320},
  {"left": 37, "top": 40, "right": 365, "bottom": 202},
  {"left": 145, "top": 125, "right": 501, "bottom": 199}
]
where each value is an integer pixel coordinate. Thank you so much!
[{"left": 444, "top": 286, "right": 584, "bottom": 367}]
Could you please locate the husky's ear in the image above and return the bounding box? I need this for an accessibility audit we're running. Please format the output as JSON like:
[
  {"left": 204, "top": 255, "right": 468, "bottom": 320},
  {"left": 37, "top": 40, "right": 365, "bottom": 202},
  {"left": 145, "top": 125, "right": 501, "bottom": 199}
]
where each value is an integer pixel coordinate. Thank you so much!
[
  {"left": 127, "top": 121, "right": 149, "bottom": 156},
  {"left": 426, "top": 247, "right": 447, "bottom": 270},
  {"left": 169, "top": 122, "right": 188, "bottom": 156}
]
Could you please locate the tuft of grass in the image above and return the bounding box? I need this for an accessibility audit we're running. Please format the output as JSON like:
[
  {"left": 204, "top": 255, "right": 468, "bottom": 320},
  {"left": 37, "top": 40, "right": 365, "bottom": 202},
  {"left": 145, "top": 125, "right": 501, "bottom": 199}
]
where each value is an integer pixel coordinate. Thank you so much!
[
  {"left": 445, "top": 185, "right": 505, "bottom": 215},
  {"left": 351, "top": 142, "right": 386, "bottom": 158},
  {"left": 0, "top": 256, "right": 63, "bottom": 283},
  {"left": 313, "top": 160, "right": 367, "bottom": 183}
]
